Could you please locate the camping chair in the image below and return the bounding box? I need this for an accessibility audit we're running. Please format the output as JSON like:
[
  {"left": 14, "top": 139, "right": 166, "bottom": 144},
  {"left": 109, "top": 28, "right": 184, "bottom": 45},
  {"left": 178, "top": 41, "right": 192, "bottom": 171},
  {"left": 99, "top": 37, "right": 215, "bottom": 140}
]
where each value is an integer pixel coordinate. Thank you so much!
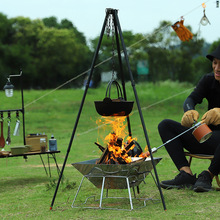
[{"left": 185, "top": 152, "right": 220, "bottom": 190}]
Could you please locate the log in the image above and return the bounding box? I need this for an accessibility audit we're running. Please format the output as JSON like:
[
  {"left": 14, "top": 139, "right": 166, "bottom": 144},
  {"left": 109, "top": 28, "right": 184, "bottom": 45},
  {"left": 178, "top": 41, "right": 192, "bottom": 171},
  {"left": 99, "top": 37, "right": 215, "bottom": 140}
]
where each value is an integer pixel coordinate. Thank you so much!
[
  {"left": 96, "top": 146, "right": 110, "bottom": 164},
  {"left": 94, "top": 142, "right": 105, "bottom": 152},
  {"left": 96, "top": 139, "right": 135, "bottom": 165}
]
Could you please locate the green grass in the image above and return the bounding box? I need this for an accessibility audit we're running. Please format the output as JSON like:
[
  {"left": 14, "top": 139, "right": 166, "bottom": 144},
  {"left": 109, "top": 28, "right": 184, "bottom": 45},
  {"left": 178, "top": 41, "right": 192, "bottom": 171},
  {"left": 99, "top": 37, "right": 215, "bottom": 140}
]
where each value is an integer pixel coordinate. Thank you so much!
[{"left": 0, "top": 81, "right": 219, "bottom": 219}]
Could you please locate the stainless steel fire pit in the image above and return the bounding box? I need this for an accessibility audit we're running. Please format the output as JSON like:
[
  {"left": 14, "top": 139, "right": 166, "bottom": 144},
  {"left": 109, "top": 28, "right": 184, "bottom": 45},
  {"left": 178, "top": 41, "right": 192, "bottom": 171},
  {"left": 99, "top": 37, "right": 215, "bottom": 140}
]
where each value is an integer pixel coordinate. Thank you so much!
[
  {"left": 71, "top": 157, "right": 162, "bottom": 210},
  {"left": 72, "top": 157, "right": 162, "bottom": 189}
]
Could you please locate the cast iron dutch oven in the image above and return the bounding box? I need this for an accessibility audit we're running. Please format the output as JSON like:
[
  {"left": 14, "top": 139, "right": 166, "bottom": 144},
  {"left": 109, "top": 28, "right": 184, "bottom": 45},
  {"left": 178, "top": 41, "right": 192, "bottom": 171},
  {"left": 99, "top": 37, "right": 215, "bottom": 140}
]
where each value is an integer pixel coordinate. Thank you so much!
[{"left": 94, "top": 80, "right": 134, "bottom": 116}]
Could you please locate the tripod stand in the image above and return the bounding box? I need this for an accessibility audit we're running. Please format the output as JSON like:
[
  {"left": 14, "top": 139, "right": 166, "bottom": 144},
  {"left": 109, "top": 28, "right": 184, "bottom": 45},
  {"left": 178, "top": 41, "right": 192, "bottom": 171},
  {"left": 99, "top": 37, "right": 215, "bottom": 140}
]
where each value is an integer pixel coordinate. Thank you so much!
[{"left": 50, "top": 8, "right": 166, "bottom": 211}]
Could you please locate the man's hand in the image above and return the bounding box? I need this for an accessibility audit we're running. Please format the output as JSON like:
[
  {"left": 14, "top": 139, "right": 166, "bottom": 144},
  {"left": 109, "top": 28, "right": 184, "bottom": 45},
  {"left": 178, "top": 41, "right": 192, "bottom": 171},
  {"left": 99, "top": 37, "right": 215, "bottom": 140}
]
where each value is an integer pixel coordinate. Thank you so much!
[
  {"left": 201, "top": 108, "right": 220, "bottom": 126},
  {"left": 181, "top": 110, "right": 199, "bottom": 127}
]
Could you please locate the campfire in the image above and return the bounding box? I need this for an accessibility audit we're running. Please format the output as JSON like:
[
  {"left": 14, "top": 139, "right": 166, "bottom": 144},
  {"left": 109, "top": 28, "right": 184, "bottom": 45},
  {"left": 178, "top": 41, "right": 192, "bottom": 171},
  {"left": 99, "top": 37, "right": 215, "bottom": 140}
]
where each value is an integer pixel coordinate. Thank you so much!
[{"left": 95, "top": 116, "right": 149, "bottom": 165}]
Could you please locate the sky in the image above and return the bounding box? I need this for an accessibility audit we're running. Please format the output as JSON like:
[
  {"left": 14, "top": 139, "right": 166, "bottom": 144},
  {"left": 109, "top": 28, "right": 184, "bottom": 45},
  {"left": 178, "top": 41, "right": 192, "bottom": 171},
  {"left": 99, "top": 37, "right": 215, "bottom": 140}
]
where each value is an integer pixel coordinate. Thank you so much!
[{"left": 1, "top": 0, "right": 220, "bottom": 44}]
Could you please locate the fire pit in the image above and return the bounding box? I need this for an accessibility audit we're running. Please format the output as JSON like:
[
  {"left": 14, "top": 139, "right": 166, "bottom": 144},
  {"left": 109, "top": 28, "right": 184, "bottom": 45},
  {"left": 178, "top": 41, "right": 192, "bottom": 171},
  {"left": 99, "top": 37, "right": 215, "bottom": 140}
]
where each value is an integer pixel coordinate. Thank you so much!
[
  {"left": 71, "top": 112, "right": 163, "bottom": 210},
  {"left": 72, "top": 157, "right": 161, "bottom": 189},
  {"left": 71, "top": 156, "right": 162, "bottom": 210}
]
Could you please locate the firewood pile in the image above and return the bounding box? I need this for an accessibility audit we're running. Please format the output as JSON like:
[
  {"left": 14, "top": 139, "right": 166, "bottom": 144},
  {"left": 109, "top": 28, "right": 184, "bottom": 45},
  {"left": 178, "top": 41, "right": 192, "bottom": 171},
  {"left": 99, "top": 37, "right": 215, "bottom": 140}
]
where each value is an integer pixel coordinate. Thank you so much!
[{"left": 95, "top": 132, "right": 141, "bottom": 164}]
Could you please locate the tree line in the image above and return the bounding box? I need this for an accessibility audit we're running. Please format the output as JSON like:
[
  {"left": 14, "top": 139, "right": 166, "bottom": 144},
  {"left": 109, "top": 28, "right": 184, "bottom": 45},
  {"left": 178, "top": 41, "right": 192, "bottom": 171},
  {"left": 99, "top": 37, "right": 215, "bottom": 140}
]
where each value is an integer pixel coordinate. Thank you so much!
[{"left": 0, "top": 13, "right": 220, "bottom": 90}]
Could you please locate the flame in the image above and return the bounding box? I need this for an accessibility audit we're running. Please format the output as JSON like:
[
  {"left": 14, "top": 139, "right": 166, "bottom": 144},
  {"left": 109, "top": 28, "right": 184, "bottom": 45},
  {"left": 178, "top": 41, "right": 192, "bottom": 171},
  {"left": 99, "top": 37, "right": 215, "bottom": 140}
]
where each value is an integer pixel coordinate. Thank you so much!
[
  {"left": 96, "top": 116, "right": 138, "bottom": 164},
  {"left": 107, "top": 133, "right": 135, "bottom": 163},
  {"left": 97, "top": 116, "right": 128, "bottom": 145}
]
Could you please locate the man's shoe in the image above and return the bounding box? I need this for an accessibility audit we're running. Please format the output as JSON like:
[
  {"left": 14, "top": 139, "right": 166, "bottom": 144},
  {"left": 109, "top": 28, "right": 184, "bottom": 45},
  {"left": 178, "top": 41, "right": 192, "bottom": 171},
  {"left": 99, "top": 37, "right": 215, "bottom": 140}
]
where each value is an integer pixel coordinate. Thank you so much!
[
  {"left": 193, "top": 170, "right": 212, "bottom": 192},
  {"left": 160, "top": 170, "right": 197, "bottom": 190}
]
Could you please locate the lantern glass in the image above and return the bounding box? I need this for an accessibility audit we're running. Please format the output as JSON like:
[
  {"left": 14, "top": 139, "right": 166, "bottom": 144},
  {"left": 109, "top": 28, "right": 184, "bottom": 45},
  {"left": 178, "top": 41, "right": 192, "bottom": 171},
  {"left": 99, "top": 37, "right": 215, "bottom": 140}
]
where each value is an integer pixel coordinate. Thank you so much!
[
  {"left": 3, "top": 78, "right": 14, "bottom": 97},
  {"left": 5, "top": 89, "right": 14, "bottom": 97}
]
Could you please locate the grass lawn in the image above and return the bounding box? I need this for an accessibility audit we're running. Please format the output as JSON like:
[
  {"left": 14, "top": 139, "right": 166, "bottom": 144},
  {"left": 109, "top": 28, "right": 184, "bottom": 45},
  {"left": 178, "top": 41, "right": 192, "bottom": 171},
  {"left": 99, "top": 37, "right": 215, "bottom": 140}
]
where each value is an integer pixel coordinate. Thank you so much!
[{"left": 0, "top": 81, "right": 219, "bottom": 219}]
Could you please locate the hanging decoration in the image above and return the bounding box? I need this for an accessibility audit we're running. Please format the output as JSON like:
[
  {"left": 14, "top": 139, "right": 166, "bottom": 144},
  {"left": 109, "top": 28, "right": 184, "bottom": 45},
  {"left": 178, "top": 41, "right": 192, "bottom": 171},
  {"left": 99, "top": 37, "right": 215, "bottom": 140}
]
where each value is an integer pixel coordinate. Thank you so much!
[
  {"left": 171, "top": 18, "right": 193, "bottom": 42},
  {"left": 216, "top": 1, "right": 219, "bottom": 8},
  {"left": 200, "top": 3, "right": 211, "bottom": 26}
]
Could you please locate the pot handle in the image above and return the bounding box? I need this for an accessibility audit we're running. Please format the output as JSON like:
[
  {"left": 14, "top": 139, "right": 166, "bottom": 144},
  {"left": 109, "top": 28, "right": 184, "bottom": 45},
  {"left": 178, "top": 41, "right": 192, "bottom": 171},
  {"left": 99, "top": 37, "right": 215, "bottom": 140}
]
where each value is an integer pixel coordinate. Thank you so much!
[{"left": 105, "top": 80, "right": 124, "bottom": 99}]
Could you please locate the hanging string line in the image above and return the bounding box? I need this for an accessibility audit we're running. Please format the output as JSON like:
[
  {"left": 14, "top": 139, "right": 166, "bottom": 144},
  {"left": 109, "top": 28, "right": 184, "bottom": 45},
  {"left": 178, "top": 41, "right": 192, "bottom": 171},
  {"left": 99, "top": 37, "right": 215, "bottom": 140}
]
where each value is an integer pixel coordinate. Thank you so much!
[
  {"left": 24, "top": 1, "right": 210, "bottom": 109},
  {"left": 182, "top": 0, "right": 210, "bottom": 17}
]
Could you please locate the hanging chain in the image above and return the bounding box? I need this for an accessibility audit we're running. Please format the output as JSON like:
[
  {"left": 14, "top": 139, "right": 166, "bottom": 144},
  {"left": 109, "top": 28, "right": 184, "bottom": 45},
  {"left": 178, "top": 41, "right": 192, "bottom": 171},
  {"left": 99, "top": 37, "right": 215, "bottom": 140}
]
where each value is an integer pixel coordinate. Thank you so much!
[
  {"left": 105, "top": 13, "right": 116, "bottom": 80},
  {"left": 111, "top": 16, "right": 116, "bottom": 80},
  {"left": 105, "top": 13, "right": 111, "bottom": 38}
]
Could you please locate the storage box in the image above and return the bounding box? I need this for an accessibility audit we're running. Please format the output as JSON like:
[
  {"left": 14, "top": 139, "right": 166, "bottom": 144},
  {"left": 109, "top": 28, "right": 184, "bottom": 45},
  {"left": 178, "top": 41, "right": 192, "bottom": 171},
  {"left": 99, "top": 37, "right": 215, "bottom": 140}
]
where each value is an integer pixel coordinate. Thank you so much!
[
  {"left": 25, "top": 134, "right": 48, "bottom": 152},
  {"left": 11, "top": 146, "right": 26, "bottom": 155}
]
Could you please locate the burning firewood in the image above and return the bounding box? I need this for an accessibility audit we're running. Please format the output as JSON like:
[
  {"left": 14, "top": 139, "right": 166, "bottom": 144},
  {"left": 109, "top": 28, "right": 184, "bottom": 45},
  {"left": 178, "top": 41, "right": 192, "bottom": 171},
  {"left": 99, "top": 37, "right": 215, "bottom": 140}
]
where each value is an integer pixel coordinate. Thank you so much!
[
  {"left": 95, "top": 136, "right": 136, "bottom": 164},
  {"left": 115, "top": 137, "right": 123, "bottom": 147},
  {"left": 96, "top": 146, "right": 110, "bottom": 164},
  {"left": 94, "top": 142, "right": 105, "bottom": 152},
  {"left": 114, "top": 156, "right": 127, "bottom": 164},
  {"left": 123, "top": 140, "right": 135, "bottom": 153}
]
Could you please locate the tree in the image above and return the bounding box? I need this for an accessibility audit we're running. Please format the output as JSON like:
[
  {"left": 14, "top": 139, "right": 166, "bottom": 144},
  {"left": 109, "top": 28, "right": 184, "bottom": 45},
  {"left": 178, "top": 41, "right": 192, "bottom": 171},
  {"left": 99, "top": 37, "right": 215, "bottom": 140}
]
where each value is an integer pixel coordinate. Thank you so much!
[
  {"left": 0, "top": 15, "right": 91, "bottom": 89},
  {"left": 208, "top": 39, "right": 220, "bottom": 54},
  {"left": 7, "top": 17, "right": 45, "bottom": 88},
  {"left": 43, "top": 17, "right": 87, "bottom": 45},
  {"left": 0, "top": 13, "right": 13, "bottom": 78},
  {"left": 35, "top": 27, "right": 91, "bottom": 88},
  {"left": 42, "top": 16, "right": 59, "bottom": 28}
]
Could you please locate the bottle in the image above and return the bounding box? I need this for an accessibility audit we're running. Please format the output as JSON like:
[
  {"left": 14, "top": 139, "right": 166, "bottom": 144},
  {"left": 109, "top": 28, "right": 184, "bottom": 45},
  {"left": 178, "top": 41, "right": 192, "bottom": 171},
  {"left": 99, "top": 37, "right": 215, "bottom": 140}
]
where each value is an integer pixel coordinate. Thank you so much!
[
  {"left": 49, "top": 134, "right": 57, "bottom": 151},
  {"left": 40, "top": 138, "right": 46, "bottom": 152}
]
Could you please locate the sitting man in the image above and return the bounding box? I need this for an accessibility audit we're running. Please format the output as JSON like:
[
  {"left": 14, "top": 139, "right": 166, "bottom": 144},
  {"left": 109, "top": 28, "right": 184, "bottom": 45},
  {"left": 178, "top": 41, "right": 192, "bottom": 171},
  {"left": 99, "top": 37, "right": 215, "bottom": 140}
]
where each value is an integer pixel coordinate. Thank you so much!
[{"left": 158, "top": 43, "right": 220, "bottom": 192}]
